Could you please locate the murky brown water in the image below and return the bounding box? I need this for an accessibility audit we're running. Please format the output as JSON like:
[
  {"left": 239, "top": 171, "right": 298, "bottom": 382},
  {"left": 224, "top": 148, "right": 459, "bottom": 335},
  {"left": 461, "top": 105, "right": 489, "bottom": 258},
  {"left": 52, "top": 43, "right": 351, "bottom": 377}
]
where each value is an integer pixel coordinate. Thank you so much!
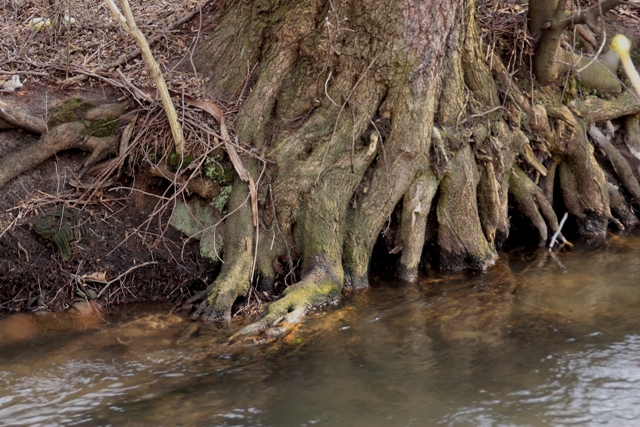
[{"left": 3, "top": 235, "right": 640, "bottom": 426}]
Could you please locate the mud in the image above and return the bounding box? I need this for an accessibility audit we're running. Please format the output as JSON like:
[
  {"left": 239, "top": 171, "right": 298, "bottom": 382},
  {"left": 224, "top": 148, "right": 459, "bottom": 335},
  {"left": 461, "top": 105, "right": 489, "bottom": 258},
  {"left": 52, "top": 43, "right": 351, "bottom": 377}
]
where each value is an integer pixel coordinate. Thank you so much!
[{"left": 0, "top": 89, "right": 210, "bottom": 313}]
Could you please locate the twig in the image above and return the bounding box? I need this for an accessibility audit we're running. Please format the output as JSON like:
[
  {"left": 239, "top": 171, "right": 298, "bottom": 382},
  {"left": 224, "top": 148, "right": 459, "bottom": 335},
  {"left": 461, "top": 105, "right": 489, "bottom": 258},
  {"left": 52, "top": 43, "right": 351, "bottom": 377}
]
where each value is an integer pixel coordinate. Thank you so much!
[
  {"left": 0, "top": 70, "right": 49, "bottom": 76},
  {"left": 96, "top": 261, "right": 158, "bottom": 298},
  {"left": 548, "top": 212, "right": 568, "bottom": 250},
  {"left": 115, "top": 68, "right": 153, "bottom": 101}
]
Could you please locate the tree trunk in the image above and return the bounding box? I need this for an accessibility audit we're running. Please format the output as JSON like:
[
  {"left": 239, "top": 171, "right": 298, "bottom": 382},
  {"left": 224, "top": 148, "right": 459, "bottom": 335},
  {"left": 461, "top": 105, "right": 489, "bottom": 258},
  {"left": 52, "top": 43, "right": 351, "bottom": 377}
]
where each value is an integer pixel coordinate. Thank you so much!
[{"left": 176, "top": 0, "right": 640, "bottom": 333}]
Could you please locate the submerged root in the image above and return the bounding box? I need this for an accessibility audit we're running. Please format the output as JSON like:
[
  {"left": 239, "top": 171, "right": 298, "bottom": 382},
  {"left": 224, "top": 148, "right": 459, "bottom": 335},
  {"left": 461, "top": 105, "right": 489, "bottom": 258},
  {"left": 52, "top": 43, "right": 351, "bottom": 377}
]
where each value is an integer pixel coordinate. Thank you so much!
[{"left": 233, "top": 256, "right": 342, "bottom": 337}]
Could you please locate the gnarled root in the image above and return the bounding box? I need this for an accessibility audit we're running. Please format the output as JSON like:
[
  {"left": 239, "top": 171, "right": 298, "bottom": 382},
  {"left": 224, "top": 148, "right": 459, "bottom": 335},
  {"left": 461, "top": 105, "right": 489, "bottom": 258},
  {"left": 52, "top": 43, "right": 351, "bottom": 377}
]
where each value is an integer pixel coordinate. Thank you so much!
[
  {"left": 558, "top": 162, "right": 609, "bottom": 240},
  {"left": 0, "top": 123, "right": 119, "bottom": 189},
  {"left": 588, "top": 124, "right": 640, "bottom": 208},
  {"left": 0, "top": 99, "right": 130, "bottom": 190},
  {"left": 608, "top": 181, "right": 638, "bottom": 231},
  {"left": 0, "top": 99, "right": 47, "bottom": 134},
  {"left": 509, "top": 166, "right": 560, "bottom": 245},
  {"left": 547, "top": 107, "right": 610, "bottom": 240},
  {"left": 185, "top": 170, "right": 255, "bottom": 322},
  {"left": 437, "top": 144, "right": 496, "bottom": 270},
  {"left": 233, "top": 253, "right": 342, "bottom": 337},
  {"left": 397, "top": 170, "right": 439, "bottom": 281}
]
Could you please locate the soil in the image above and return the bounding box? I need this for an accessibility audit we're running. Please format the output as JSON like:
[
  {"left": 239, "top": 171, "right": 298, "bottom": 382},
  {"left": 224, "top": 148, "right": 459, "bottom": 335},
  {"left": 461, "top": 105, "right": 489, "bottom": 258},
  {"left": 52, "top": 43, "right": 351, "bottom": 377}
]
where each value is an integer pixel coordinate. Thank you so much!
[
  {"left": 0, "top": 87, "right": 213, "bottom": 313},
  {"left": 0, "top": 0, "right": 221, "bottom": 314}
]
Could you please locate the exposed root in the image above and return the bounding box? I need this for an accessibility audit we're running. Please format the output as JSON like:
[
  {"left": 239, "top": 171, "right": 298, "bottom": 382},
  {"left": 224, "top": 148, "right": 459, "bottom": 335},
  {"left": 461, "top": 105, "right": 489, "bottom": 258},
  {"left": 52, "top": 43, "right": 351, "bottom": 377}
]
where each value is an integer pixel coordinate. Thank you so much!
[
  {"left": 437, "top": 144, "right": 496, "bottom": 270},
  {"left": 0, "top": 122, "right": 120, "bottom": 189},
  {"left": 0, "top": 98, "right": 137, "bottom": 190},
  {"left": 571, "top": 91, "right": 640, "bottom": 124},
  {"left": 148, "top": 162, "right": 219, "bottom": 200},
  {"left": 608, "top": 181, "right": 638, "bottom": 230},
  {"left": 588, "top": 123, "right": 640, "bottom": 207},
  {"left": 0, "top": 99, "right": 47, "bottom": 134},
  {"left": 232, "top": 258, "right": 342, "bottom": 337},
  {"left": 185, "top": 167, "right": 256, "bottom": 323},
  {"left": 625, "top": 113, "right": 640, "bottom": 160},
  {"left": 397, "top": 170, "right": 439, "bottom": 281},
  {"left": 547, "top": 106, "right": 611, "bottom": 239},
  {"left": 509, "top": 166, "right": 559, "bottom": 244}
]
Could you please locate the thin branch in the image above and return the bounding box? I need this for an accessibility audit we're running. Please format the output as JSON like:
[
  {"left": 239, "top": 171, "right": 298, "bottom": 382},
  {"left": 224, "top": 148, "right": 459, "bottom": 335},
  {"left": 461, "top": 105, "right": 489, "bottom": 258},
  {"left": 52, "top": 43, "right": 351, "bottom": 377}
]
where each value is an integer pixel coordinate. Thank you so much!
[
  {"left": 551, "top": 0, "right": 626, "bottom": 31},
  {"left": 105, "top": 0, "right": 185, "bottom": 155}
]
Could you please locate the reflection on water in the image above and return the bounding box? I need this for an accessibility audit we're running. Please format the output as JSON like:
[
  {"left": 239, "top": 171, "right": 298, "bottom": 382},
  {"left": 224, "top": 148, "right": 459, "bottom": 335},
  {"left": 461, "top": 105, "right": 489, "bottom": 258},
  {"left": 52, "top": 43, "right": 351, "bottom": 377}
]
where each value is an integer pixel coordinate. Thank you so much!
[{"left": 3, "top": 235, "right": 640, "bottom": 426}]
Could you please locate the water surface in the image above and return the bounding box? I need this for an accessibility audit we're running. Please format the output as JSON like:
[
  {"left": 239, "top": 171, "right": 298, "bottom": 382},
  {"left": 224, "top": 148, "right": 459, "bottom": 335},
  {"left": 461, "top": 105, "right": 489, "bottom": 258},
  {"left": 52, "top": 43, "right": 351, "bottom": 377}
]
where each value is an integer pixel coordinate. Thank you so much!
[{"left": 2, "top": 236, "right": 640, "bottom": 426}]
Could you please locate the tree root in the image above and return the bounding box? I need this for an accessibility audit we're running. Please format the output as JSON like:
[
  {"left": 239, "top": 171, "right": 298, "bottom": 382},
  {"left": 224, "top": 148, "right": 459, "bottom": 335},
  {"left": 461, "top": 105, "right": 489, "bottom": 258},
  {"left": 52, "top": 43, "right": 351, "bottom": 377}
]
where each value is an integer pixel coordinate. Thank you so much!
[
  {"left": 588, "top": 124, "right": 640, "bottom": 207},
  {"left": 0, "top": 99, "right": 47, "bottom": 134},
  {"left": 233, "top": 256, "right": 342, "bottom": 337},
  {"left": 608, "top": 181, "right": 638, "bottom": 231},
  {"left": 397, "top": 170, "right": 439, "bottom": 281},
  {"left": 509, "top": 166, "right": 559, "bottom": 244},
  {"left": 547, "top": 106, "right": 611, "bottom": 239},
  {"left": 570, "top": 91, "right": 640, "bottom": 124},
  {"left": 624, "top": 113, "right": 640, "bottom": 160},
  {"left": 0, "top": 122, "right": 119, "bottom": 189},
  {"left": 437, "top": 144, "right": 496, "bottom": 270},
  {"left": 0, "top": 98, "right": 133, "bottom": 190},
  {"left": 185, "top": 165, "right": 256, "bottom": 322}
]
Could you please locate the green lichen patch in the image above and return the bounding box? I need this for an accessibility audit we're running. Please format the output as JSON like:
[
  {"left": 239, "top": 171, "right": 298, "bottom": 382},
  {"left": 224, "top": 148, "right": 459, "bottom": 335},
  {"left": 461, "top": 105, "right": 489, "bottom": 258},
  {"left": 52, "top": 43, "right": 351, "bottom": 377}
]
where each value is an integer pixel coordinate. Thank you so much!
[
  {"left": 212, "top": 185, "right": 233, "bottom": 212},
  {"left": 170, "top": 199, "right": 223, "bottom": 262},
  {"left": 48, "top": 98, "right": 95, "bottom": 128},
  {"left": 204, "top": 156, "right": 233, "bottom": 184},
  {"left": 82, "top": 116, "right": 118, "bottom": 137}
]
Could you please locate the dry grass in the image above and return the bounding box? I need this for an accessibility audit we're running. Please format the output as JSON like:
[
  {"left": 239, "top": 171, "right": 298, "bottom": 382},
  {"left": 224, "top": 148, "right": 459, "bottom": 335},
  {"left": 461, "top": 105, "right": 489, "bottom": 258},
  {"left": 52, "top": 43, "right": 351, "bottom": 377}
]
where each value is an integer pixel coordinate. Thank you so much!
[
  {"left": 477, "top": 0, "right": 640, "bottom": 68},
  {"left": 0, "top": 0, "right": 217, "bottom": 95}
]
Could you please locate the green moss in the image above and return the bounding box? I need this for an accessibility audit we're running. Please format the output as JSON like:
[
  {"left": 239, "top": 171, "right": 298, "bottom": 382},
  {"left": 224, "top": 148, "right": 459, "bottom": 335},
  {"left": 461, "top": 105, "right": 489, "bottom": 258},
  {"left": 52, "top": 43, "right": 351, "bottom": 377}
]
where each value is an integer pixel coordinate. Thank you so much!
[
  {"left": 48, "top": 98, "right": 95, "bottom": 127},
  {"left": 168, "top": 151, "right": 194, "bottom": 170},
  {"left": 82, "top": 116, "right": 118, "bottom": 137}
]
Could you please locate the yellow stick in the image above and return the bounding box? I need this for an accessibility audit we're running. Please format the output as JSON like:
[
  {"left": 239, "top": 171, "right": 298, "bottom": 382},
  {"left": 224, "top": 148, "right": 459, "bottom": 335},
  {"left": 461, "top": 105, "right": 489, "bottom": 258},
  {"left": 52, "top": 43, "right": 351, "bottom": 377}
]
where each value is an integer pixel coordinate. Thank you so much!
[
  {"left": 104, "top": 0, "right": 185, "bottom": 156},
  {"left": 611, "top": 34, "right": 640, "bottom": 100}
]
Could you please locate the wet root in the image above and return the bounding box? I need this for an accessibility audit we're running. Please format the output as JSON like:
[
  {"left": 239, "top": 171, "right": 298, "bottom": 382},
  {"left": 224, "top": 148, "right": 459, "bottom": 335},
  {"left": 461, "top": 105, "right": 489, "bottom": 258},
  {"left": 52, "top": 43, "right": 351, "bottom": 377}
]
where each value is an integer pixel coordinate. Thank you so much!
[
  {"left": 233, "top": 259, "right": 342, "bottom": 337},
  {"left": 509, "top": 166, "right": 560, "bottom": 245}
]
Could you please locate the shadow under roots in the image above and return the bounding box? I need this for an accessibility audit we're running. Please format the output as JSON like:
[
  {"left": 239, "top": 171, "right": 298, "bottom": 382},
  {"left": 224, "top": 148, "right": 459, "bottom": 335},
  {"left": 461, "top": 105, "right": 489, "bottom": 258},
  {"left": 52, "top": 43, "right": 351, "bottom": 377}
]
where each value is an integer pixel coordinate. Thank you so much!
[{"left": 367, "top": 235, "right": 403, "bottom": 286}]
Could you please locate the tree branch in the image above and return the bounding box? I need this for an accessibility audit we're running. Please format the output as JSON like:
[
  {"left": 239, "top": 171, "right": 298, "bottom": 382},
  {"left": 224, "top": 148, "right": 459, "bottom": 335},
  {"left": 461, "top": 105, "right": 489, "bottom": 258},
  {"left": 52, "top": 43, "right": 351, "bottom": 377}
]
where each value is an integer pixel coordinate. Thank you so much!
[
  {"left": 104, "top": 0, "right": 186, "bottom": 156},
  {"left": 551, "top": 0, "right": 626, "bottom": 31}
]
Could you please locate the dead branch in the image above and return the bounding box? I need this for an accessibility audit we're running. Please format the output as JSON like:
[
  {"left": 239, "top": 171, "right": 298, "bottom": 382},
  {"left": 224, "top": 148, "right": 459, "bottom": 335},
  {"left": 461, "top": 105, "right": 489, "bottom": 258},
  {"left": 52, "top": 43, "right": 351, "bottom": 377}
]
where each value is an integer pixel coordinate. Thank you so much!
[{"left": 105, "top": 0, "right": 185, "bottom": 155}]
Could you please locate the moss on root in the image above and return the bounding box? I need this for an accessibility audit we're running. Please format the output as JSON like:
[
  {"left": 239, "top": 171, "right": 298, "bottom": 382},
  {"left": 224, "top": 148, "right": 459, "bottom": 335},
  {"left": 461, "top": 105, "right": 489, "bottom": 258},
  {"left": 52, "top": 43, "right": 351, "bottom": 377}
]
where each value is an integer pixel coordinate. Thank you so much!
[
  {"left": 82, "top": 116, "right": 118, "bottom": 137},
  {"left": 48, "top": 98, "right": 95, "bottom": 128}
]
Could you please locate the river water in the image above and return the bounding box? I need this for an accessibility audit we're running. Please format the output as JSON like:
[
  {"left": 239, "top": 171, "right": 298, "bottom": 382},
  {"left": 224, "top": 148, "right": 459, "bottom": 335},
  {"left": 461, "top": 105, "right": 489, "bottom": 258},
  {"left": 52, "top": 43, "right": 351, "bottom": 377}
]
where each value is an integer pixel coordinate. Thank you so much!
[{"left": 2, "top": 235, "right": 640, "bottom": 426}]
